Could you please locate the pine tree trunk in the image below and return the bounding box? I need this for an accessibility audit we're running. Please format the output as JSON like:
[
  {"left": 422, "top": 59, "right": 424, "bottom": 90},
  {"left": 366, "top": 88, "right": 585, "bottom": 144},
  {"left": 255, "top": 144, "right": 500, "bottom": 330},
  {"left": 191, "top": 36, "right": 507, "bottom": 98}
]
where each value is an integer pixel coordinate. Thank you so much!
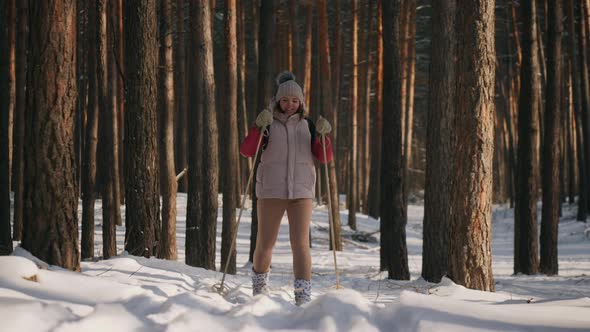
[
  {"left": 348, "top": 0, "right": 358, "bottom": 231},
  {"left": 514, "top": 0, "right": 540, "bottom": 275},
  {"left": 81, "top": 0, "right": 99, "bottom": 260},
  {"left": 403, "top": 0, "right": 416, "bottom": 195},
  {"left": 318, "top": 0, "right": 342, "bottom": 251},
  {"left": 186, "top": 0, "right": 218, "bottom": 269},
  {"left": 98, "top": 0, "right": 117, "bottom": 259},
  {"left": 221, "top": 0, "right": 238, "bottom": 274},
  {"left": 540, "top": 0, "right": 562, "bottom": 276},
  {"left": 12, "top": 0, "right": 27, "bottom": 242},
  {"left": 0, "top": 0, "right": 15, "bottom": 256},
  {"left": 108, "top": 0, "right": 122, "bottom": 227},
  {"left": 249, "top": 0, "right": 276, "bottom": 263},
  {"left": 123, "top": 0, "right": 161, "bottom": 258},
  {"left": 449, "top": 0, "right": 496, "bottom": 292},
  {"left": 567, "top": 0, "right": 587, "bottom": 221},
  {"left": 158, "top": 0, "right": 178, "bottom": 261},
  {"left": 368, "top": 0, "right": 383, "bottom": 220},
  {"left": 116, "top": 0, "right": 125, "bottom": 205},
  {"left": 422, "top": 0, "right": 455, "bottom": 283},
  {"left": 74, "top": 1, "right": 84, "bottom": 196},
  {"left": 331, "top": 0, "right": 342, "bottom": 143},
  {"left": 23, "top": 0, "right": 79, "bottom": 270},
  {"left": 567, "top": 72, "right": 577, "bottom": 204},
  {"left": 577, "top": 0, "right": 590, "bottom": 210},
  {"left": 174, "top": 0, "right": 188, "bottom": 193},
  {"left": 381, "top": 0, "right": 409, "bottom": 280},
  {"left": 361, "top": 1, "right": 374, "bottom": 215},
  {"left": 288, "top": 0, "right": 298, "bottom": 75},
  {"left": 237, "top": 0, "right": 249, "bottom": 195},
  {"left": 302, "top": 3, "right": 312, "bottom": 104}
]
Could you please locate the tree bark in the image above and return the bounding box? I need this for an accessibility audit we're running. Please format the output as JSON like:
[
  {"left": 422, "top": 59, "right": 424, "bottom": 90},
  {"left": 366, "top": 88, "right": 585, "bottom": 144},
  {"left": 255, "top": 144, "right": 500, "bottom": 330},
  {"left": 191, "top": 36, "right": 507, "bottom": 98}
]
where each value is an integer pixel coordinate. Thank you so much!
[
  {"left": 174, "top": 0, "right": 188, "bottom": 193},
  {"left": 116, "top": 0, "right": 125, "bottom": 205},
  {"left": 12, "top": 0, "right": 27, "bottom": 242},
  {"left": 422, "top": 0, "right": 455, "bottom": 283},
  {"left": 108, "top": 0, "right": 122, "bottom": 227},
  {"left": 368, "top": 0, "right": 383, "bottom": 220},
  {"left": 221, "top": 0, "right": 238, "bottom": 274},
  {"left": 349, "top": 0, "right": 359, "bottom": 231},
  {"left": 449, "top": 0, "right": 496, "bottom": 292},
  {"left": 577, "top": 0, "right": 590, "bottom": 210},
  {"left": 249, "top": 0, "right": 276, "bottom": 263},
  {"left": 23, "top": 0, "right": 79, "bottom": 270},
  {"left": 567, "top": 0, "right": 587, "bottom": 221},
  {"left": 514, "top": 0, "right": 540, "bottom": 275},
  {"left": 402, "top": 0, "right": 416, "bottom": 195},
  {"left": 158, "top": 0, "right": 178, "bottom": 261},
  {"left": 186, "top": 0, "right": 218, "bottom": 269},
  {"left": 318, "top": 0, "right": 342, "bottom": 251},
  {"left": 540, "top": 0, "right": 562, "bottom": 276},
  {"left": 381, "top": 0, "right": 409, "bottom": 280},
  {"left": 98, "top": 0, "right": 117, "bottom": 259},
  {"left": 0, "top": 0, "right": 15, "bottom": 256},
  {"left": 81, "top": 0, "right": 99, "bottom": 260},
  {"left": 123, "top": 0, "right": 161, "bottom": 258}
]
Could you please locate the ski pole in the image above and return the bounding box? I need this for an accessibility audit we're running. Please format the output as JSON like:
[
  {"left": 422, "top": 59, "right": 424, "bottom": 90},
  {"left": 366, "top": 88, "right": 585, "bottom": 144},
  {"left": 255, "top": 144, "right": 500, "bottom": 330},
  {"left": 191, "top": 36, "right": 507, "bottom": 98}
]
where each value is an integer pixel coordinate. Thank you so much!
[
  {"left": 322, "top": 134, "right": 341, "bottom": 289},
  {"left": 213, "top": 127, "right": 267, "bottom": 295}
]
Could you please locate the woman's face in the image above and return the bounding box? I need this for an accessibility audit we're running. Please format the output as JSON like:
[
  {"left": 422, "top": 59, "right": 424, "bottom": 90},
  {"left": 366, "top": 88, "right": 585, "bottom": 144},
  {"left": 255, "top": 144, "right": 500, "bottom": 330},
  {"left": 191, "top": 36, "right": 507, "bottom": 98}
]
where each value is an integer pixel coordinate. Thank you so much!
[{"left": 279, "top": 96, "right": 300, "bottom": 116}]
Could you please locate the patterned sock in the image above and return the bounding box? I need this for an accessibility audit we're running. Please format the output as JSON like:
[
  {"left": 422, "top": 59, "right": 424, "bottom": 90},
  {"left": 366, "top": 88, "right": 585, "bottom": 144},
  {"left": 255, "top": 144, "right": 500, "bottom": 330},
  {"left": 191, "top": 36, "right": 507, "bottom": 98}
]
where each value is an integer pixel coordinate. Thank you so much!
[
  {"left": 294, "top": 279, "right": 312, "bottom": 306},
  {"left": 251, "top": 268, "right": 270, "bottom": 296}
]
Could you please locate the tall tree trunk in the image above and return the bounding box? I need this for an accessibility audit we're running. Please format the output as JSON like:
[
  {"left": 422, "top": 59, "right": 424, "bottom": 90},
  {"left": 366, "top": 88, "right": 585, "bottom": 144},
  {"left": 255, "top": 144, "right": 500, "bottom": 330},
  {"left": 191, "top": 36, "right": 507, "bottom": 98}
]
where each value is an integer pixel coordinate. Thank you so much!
[
  {"left": 403, "top": 0, "right": 416, "bottom": 195},
  {"left": 158, "top": 0, "right": 178, "bottom": 261},
  {"left": 109, "top": 0, "right": 122, "bottom": 227},
  {"left": 331, "top": 0, "right": 342, "bottom": 144},
  {"left": 540, "top": 0, "right": 562, "bottom": 276},
  {"left": 302, "top": 3, "right": 312, "bottom": 105},
  {"left": 124, "top": 0, "right": 161, "bottom": 258},
  {"left": 186, "top": 0, "right": 218, "bottom": 269},
  {"left": 349, "top": 0, "right": 358, "bottom": 231},
  {"left": 81, "top": 0, "right": 99, "bottom": 260},
  {"left": 567, "top": 0, "right": 587, "bottom": 221},
  {"left": 381, "top": 0, "right": 409, "bottom": 280},
  {"left": 567, "top": 71, "right": 577, "bottom": 204},
  {"left": 288, "top": 0, "right": 299, "bottom": 76},
  {"left": 23, "top": 0, "right": 79, "bottom": 270},
  {"left": 0, "top": 0, "right": 15, "bottom": 256},
  {"left": 422, "top": 0, "right": 455, "bottom": 283},
  {"left": 361, "top": 1, "right": 374, "bottom": 215},
  {"left": 98, "top": 0, "right": 117, "bottom": 259},
  {"left": 514, "top": 0, "right": 540, "bottom": 275},
  {"left": 318, "top": 0, "right": 342, "bottom": 251},
  {"left": 221, "top": 0, "right": 238, "bottom": 274},
  {"left": 368, "top": 0, "right": 383, "bottom": 220},
  {"left": 12, "top": 0, "right": 27, "bottom": 242},
  {"left": 116, "top": 0, "right": 125, "bottom": 205},
  {"left": 449, "top": 0, "right": 496, "bottom": 292},
  {"left": 237, "top": 0, "right": 249, "bottom": 195},
  {"left": 175, "top": 0, "right": 188, "bottom": 193},
  {"left": 577, "top": 0, "right": 590, "bottom": 210},
  {"left": 249, "top": 0, "right": 276, "bottom": 263}
]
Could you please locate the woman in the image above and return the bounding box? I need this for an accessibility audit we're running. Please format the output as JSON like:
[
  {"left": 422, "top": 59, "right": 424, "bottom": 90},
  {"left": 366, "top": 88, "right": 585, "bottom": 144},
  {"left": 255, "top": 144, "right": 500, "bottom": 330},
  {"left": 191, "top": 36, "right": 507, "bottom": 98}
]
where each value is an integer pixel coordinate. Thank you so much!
[{"left": 240, "top": 71, "right": 333, "bottom": 305}]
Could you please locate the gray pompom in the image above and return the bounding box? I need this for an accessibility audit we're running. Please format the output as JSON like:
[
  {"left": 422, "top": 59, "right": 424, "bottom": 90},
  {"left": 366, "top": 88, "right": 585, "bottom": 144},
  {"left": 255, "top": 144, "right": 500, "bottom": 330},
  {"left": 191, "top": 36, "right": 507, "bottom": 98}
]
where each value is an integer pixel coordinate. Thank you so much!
[{"left": 276, "top": 71, "right": 296, "bottom": 85}]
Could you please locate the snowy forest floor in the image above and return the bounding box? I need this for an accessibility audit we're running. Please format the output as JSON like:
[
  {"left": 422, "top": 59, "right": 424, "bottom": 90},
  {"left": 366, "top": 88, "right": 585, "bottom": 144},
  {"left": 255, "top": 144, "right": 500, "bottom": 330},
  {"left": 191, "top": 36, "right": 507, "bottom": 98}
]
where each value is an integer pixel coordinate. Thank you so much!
[{"left": 1, "top": 193, "right": 590, "bottom": 331}]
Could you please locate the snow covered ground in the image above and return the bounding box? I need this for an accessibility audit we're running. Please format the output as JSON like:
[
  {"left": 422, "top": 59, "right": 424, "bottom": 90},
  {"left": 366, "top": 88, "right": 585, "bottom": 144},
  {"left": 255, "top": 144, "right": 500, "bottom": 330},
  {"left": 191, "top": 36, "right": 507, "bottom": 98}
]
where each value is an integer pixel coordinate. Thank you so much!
[{"left": 1, "top": 193, "right": 589, "bottom": 331}]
